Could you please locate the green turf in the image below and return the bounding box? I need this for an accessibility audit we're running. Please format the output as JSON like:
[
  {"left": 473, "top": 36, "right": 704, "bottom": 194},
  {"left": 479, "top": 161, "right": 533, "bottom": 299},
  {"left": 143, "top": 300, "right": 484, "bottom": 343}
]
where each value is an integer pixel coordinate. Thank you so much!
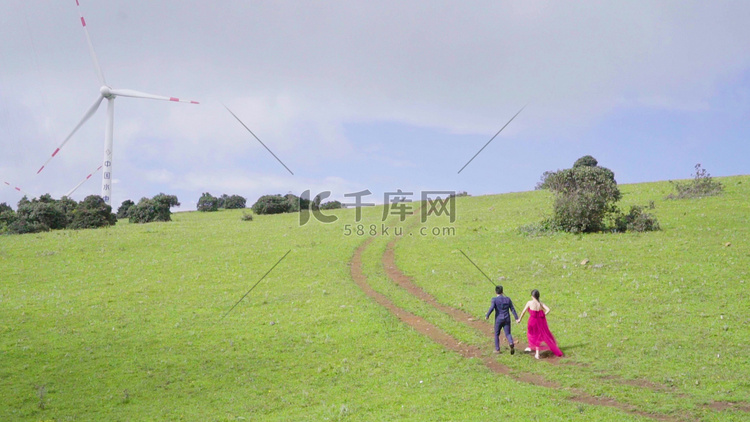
[
  {"left": 1, "top": 176, "right": 748, "bottom": 420},
  {"left": 396, "top": 175, "right": 750, "bottom": 421}
]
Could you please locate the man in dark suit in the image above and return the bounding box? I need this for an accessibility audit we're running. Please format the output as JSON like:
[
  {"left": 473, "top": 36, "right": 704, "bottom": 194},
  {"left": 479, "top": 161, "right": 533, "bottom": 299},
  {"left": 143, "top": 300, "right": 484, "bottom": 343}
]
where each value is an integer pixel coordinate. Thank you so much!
[{"left": 485, "top": 285, "right": 518, "bottom": 354}]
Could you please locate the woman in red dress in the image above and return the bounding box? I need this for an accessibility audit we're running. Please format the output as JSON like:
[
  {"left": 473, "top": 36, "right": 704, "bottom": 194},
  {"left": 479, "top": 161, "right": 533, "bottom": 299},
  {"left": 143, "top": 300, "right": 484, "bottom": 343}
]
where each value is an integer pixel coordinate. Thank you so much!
[{"left": 516, "top": 289, "right": 563, "bottom": 359}]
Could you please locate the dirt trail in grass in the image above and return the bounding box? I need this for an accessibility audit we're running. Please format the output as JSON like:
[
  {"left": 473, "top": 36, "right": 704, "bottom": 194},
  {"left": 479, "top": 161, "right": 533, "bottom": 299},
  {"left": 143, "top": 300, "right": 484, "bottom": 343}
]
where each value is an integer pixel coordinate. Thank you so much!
[
  {"left": 367, "top": 215, "right": 748, "bottom": 417},
  {"left": 350, "top": 237, "right": 678, "bottom": 421},
  {"left": 383, "top": 240, "right": 674, "bottom": 392}
]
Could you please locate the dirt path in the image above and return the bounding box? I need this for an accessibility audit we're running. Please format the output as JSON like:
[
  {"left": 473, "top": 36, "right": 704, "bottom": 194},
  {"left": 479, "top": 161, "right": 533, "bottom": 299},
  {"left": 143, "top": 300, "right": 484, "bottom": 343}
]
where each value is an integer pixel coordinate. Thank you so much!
[
  {"left": 383, "top": 240, "right": 673, "bottom": 388},
  {"left": 350, "top": 238, "right": 677, "bottom": 421},
  {"left": 381, "top": 230, "right": 749, "bottom": 415}
]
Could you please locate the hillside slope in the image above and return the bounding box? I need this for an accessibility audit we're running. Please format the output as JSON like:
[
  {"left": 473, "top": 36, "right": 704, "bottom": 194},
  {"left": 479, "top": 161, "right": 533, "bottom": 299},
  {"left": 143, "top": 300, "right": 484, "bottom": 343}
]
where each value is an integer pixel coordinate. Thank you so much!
[{"left": 1, "top": 176, "right": 748, "bottom": 420}]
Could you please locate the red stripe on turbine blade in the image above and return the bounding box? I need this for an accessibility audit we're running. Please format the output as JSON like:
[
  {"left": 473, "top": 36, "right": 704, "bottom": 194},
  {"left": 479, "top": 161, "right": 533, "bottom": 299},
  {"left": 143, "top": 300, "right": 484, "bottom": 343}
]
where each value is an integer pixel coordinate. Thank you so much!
[
  {"left": 191, "top": 101, "right": 199, "bottom": 104},
  {"left": 81, "top": 17, "right": 86, "bottom": 27},
  {"left": 76, "top": 0, "right": 80, "bottom": 6},
  {"left": 15, "top": 187, "right": 21, "bottom": 191},
  {"left": 51, "top": 148, "right": 61, "bottom": 157},
  {"left": 169, "top": 97, "right": 179, "bottom": 102},
  {"left": 37, "top": 166, "right": 45, "bottom": 174},
  {"left": 86, "top": 174, "right": 92, "bottom": 179},
  {"left": 4, "top": 182, "right": 9, "bottom": 186}
]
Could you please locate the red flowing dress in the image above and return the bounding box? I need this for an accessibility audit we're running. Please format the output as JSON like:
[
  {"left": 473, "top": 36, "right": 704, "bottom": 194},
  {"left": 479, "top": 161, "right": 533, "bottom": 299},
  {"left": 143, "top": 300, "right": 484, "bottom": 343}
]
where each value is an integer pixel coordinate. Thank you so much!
[{"left": 527, "top": 309, "right": 563, "bottom": 357}]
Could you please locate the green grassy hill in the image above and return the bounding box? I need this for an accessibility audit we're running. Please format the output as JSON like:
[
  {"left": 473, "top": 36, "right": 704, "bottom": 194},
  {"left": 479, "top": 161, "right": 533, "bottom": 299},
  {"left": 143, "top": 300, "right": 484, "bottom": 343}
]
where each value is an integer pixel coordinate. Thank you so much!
[{"left": 1, "top": 176, "right": 748, "bottom": 421}]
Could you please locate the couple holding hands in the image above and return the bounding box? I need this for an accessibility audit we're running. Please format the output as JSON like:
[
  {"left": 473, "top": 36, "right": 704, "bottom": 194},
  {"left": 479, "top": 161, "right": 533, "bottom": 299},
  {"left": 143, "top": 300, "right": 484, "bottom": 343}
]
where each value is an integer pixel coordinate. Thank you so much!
[{"left": 485, "top": 285, "right": 563, "bottom": 359}]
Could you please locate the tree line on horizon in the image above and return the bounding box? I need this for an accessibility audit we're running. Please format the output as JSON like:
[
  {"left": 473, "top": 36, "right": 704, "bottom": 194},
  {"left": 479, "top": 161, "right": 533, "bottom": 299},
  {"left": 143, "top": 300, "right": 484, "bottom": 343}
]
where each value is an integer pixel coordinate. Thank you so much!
[
  {"left": 0, "top": 194, "right": 116, "bottom": 234},
  {"left": 1, "top": 162, "right": 723, "bottom": 236}
]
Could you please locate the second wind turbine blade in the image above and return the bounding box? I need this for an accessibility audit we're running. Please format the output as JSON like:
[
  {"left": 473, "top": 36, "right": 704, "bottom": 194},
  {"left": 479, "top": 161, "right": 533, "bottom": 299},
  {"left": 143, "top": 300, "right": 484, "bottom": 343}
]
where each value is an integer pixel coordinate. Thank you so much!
[
  {"left": 109, "top": 88, "right": 199, "bottom": 104},
  {"left": 75, "top": 0, "right": 107, "bottom": 86},
  {"left": 66, "top": 165, "right": 103, "bottom": 197},
  {"left": 37, "top": 95, "right": 104, "bottom": 174}
]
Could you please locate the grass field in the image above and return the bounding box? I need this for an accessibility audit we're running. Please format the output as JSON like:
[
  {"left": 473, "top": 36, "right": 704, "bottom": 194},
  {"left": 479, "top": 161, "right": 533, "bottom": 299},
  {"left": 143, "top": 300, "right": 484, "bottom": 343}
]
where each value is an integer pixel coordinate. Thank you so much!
[{"left": 1, "top": 176, "right": 748, "bottom": 420}]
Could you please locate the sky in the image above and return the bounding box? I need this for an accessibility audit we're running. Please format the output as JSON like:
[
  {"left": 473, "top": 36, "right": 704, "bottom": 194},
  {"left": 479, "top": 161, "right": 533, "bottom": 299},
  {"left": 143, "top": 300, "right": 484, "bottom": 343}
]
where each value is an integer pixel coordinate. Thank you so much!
[{"left": 1, "top": 1, "right": 749, "bottom": 210}]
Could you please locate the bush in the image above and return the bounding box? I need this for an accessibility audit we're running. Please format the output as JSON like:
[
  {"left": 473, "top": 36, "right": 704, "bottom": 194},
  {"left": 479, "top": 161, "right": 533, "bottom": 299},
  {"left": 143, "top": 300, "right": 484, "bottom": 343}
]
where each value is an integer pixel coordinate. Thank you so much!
[
  {"left": 57, "top": 196, "right": 79, "bottom": 225},
  {"left": 241, "top": 212, "right": 254, "bottom": 221},
  {"left": 613, "top": 205, "right": 660, "bottom": 232},
  {"left": 0, "top": 203, "right": 16, "bottom": 234},
  {"left": 285, "top": 193, "right": 308, "bottom": 212},
  {"left": 252, "top": 194, "right": 293, "bottom": 215},
  {"left": 544, "top": 163, "right": 621, "bottom": 233},
  {"left": 224, "top": 195, "right": 247, "bottom": 209},
  {"left": 535, "top": 171, "right": 556, "bottom": 190},
  {"left": 533, "top": 156, "right": 660, "bottom": 234},
  {"left": 69, "top": 195, "right": 117, "bottom": 230},
  {"left": 6, "top": 218, "right": 49, "bottom": 234},
  {"left": 517, "top": 218, "right": 559, "bottom": 237},
  {"left": 197, "top": 192, "right": 219, "bottom": 212},
  {"left": 128, "top": 194, "right": 175, "bottom": 224},
  {"left": 250, "top": 193, "right": 317, "bottom": 215},
  {"left": 153, "top": 193, "right": 180, "bottom": 208},
  {"left": 117, "top": 200, "right": 135, "bottom": 219},
  {"left": 16, "top": 200, "right": 68, "bottom": 232},
  {"left": 319, "top": 200, "right": 343, "bottom": 210},
  {"left": 667, "top": 164, "right": 723, "bottom": 199},
  {"left": 2, "top": 194, "right": 117, "bottom": 234}
]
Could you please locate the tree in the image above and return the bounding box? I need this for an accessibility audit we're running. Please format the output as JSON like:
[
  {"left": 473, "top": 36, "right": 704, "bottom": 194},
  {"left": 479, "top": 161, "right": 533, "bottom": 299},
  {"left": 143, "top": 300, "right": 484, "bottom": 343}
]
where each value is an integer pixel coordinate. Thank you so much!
[
  {"left": 573, "top": 155, "right": 598, "bottom": 168},
  {"left": 3, "top": 194, "right": 120, "bottom": 234},
  {"left": 17, "top": 196, "right": 30, "bottom": 208},
  {"left": 13, "top": 200, "right": 67, "bottom": 233},
  {"left": 153, "top": 193, "right": 180, "bottom": 208},
  {"left": 117, "top": 199, "right": 135, "bottom": 219},
  {"left": 539, "top": 156, "right": 621, "bottom": 233},
  {"left": 216, "top": 194, "right": 229, "bottom": 209},
  {"left": 69, "top": 195, "right": 117, "bottom": 229},
  {"left": 57, "top": 196, "right": 79, "bottom": 225},
  {"left": 223, "top": 194, "right": 246, "bottom": 209},
  {"left": 252, "top": 194, "right": 291, "bottom": 215},
  {"left": 128, "top": 194, "right": 174, "bottom": 223},
  {"left": 0, "top": 203, "right": 16, "bottom": 233},
  {"left": 319, "top": 200, "right": 343, "bottom": 210},
  {"left": 37, "top": 193, "right": 55, "bottom": 203},
  {"left": 197, "top": 192, "right": 219, "bottom": 212},
  {"left": 24, "top": 200, "right": 68, "bottom": 230},
  {"left": 152, "top": 194, "right": 178, "bottom": 221}
]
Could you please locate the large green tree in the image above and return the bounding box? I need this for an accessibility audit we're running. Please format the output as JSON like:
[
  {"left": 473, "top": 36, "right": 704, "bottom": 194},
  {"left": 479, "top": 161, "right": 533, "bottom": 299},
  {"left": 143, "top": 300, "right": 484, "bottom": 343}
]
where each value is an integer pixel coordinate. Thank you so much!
[
  {"left": 129, "top": 194, "right": 178, "bottom": 223},
  {"left": 197, "top": 192, "right": 219, "bottom": 212},
  {"left": 69, "top": 195, "right": 117, "bottom": 229},
  {"left": 540, "top": 156, "right": 621, "bottom": 233}
]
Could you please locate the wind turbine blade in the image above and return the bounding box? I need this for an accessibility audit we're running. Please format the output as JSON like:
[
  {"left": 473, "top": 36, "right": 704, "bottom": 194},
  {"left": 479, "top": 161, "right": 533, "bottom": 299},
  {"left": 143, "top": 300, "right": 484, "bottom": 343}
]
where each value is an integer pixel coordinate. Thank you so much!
[
  {"left": 66, "top": 165, "right": 102, "bottom": 197},
  {"left": 109, "top": 88, "right": 200, "bottom": 104},
  {"left": 75, "top": 0, "right": 106, "bottom": 85},
  {"left": 37, "top": 95, "right": 104, "bottom": 174},
  {"left": 3, "top": 181, "right": 31, "bottom": 197}
]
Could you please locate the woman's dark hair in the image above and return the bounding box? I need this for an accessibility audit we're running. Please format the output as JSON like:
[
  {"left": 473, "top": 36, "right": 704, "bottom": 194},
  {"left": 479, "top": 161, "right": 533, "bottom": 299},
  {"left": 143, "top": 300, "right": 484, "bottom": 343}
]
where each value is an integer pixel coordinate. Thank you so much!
[
  {"left": 531, "top": 289, "right": 540, "bottom": 301},
  {"left": 496, "top": 285, "right": 503, "bottom": 294}
]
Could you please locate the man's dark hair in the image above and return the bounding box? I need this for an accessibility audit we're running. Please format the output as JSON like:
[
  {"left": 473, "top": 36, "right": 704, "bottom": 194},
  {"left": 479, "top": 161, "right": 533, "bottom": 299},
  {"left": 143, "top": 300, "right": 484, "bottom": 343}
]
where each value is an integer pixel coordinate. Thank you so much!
[{"left": 495, "top": 285, "right": 503, "bottom": 294}]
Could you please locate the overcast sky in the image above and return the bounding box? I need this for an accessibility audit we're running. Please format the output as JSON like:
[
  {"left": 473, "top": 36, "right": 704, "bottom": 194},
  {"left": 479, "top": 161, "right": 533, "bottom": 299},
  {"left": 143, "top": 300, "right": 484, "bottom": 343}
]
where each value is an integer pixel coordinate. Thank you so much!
[{"left": 1, "top": 1, "right": 749, "bottom": 210}]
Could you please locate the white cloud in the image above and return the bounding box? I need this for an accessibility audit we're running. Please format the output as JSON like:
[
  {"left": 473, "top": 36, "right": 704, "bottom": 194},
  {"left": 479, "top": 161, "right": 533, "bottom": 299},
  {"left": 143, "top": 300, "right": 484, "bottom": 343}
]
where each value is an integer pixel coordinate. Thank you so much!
[{"left": 2, "top": 1, "right": 750, "bottom": 206}]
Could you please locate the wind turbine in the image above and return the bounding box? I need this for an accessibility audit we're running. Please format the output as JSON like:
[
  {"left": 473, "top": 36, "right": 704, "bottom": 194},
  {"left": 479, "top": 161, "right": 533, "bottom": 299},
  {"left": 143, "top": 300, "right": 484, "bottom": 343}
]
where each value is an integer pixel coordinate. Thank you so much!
[{"left": 36, "top": 0, "right": 199, "bottom": 205}]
